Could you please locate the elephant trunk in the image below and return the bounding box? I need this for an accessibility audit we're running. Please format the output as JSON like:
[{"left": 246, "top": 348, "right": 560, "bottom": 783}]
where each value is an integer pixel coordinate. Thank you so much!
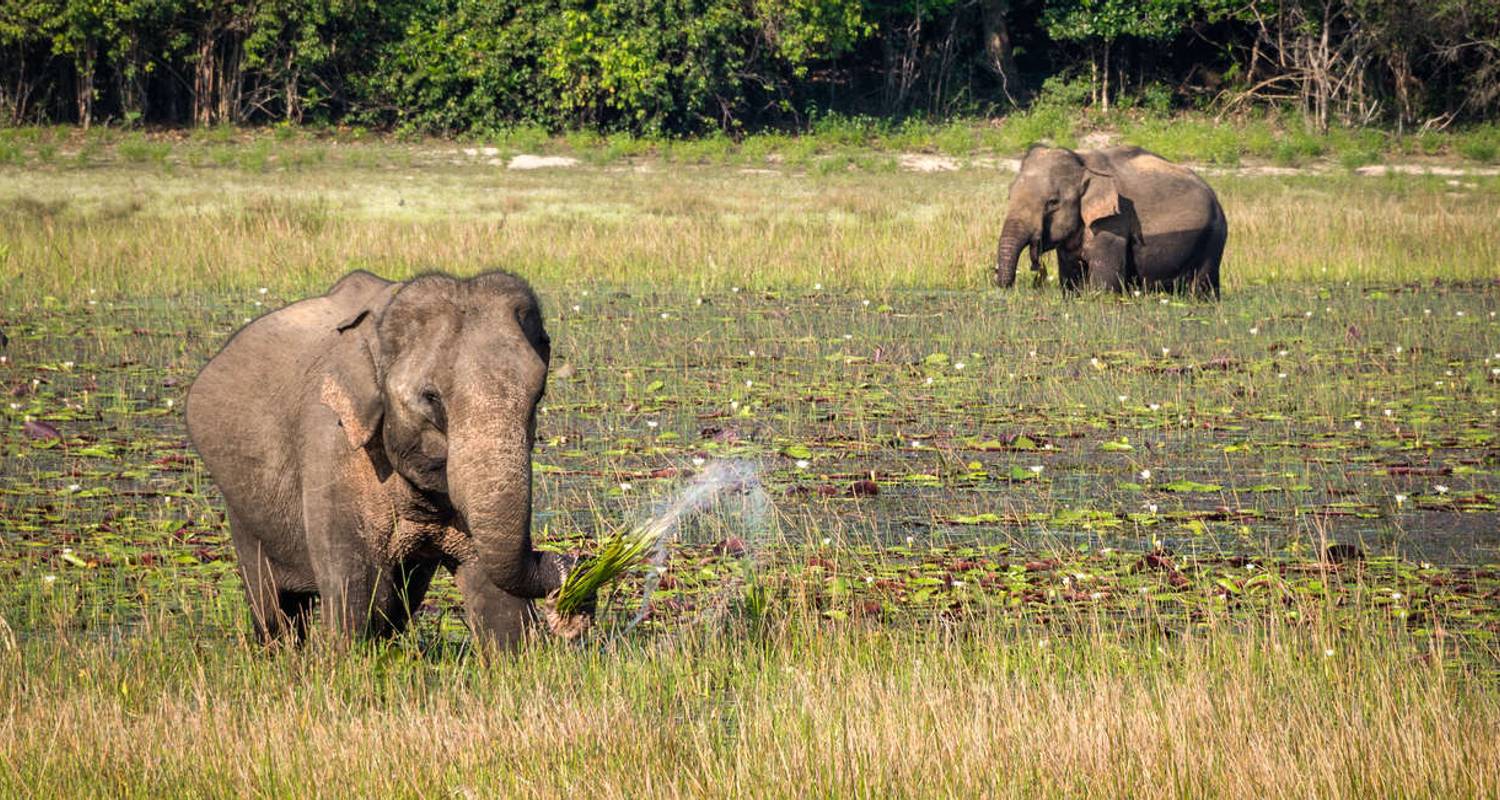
[
  {"left": 446, "top": 409, "right": 568, "bottom": 601},
  {"left": 994, "top": 217, "right": 1032, "bottom": 288}
]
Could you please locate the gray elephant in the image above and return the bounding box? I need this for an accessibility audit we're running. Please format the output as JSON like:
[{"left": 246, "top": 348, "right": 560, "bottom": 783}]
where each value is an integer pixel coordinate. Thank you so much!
[
  {"left": 994, "top": 145, "right": 1227, "bottom": 297},
  {"left": 186, "top": 269, "right": 589, "bottom": 650}
]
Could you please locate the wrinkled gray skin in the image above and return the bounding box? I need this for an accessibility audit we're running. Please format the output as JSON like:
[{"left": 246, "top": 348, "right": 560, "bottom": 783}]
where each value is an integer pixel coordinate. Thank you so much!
[
  {"left": 995, "top": 145, "right": 1227, "bottom": 297},
  {"left": 187, "top": 269, "right": 589, "bottom": 651}
]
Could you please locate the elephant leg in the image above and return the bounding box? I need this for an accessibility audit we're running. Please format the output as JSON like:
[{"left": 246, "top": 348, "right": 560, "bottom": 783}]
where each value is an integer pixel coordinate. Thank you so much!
[
  {"left": 314, "top": 563, "right": 383, "bottom": 639},
  {"left": 1083, "top": 230, "right": 1128, "bottom": 292},
  {"left": 1058, "top": 251, "right": 1085, "bottom": 293},
  {"left": 367, "top": 559, "right": 440, "bottom": 637},
  {"left": 1189, "top": 220, "right": 1227, "bottom": 300},
  {"left": 230, "top": 520, "right": 312, "bottom": 644},
  {"left": 454, "top": 561, "right": 537, "bottom": 652}
]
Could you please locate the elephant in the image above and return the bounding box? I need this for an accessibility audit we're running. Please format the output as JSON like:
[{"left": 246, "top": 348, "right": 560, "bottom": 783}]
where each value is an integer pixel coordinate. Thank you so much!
[
  {"left": 186, "top": 269, "right": 590, "bottom": 651},
  {"left": 993, "top": 145, "right": 1227, "bottom": 297}
]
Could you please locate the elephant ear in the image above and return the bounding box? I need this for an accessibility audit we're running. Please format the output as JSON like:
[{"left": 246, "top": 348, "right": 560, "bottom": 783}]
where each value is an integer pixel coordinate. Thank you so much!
[
  {"left": 321, "top": 282, "right": 398, "bottom": 449},
  {"left": 1081, "top": 172, "right": 1120, "bottom": 228}
]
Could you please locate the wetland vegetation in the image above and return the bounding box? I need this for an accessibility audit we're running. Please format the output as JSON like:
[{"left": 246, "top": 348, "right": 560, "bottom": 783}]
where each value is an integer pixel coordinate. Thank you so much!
[{"left": 2, "top": 134, "right": 1498, "bottom": 796}]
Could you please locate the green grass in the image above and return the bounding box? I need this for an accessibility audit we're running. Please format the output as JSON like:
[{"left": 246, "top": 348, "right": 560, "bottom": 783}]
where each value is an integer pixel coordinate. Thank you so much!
[
  {"left": 2, "top": 128, "right": 1498, "bottom": 797},
  {"left": 1, "top": 601, "right": 1497, "bottom": 797},
  {"left": 1, "top": 136, "right": 1497, "bottom": 302}
]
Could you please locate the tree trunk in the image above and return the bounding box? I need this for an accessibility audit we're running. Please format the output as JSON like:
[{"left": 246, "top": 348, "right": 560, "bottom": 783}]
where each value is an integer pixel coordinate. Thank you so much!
[
  {"left": 980, "top": 0, "right": 1021, "bottom": 106},
  {"left": 1102, "top": 39, "right": 1111, "bottom": 113},
  {"left": 194, "top": 28, "right": 216, "bottom": 126},
  {"left": 75, "top": 44, "right": 96, "bottom": 129}
]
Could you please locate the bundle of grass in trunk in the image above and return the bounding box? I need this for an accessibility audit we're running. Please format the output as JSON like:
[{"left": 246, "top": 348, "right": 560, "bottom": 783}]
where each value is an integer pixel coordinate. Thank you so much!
[{"left": 552, "top": 524, "right": 662, "bottom": 616}]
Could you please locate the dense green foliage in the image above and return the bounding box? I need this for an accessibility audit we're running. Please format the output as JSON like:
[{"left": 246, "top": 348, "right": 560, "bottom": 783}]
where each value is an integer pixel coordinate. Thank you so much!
[{"left": 2, "top": 1, "right": 1498, "bottom": 133}]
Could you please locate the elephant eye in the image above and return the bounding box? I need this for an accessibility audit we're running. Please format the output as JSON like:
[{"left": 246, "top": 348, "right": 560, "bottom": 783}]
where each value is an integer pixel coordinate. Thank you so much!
[
  {"left": 1045, "top": 197, "right": 1059, "bottom": 209},
  {"left": 418, "top": 388, "right": 446, "bottom": 429}
]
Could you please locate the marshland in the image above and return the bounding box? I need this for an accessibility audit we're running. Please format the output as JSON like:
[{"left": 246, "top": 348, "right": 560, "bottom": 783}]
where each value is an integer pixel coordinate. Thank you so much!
[{"left": 2, "top": 128, "right": 1498, "bottom": 797}]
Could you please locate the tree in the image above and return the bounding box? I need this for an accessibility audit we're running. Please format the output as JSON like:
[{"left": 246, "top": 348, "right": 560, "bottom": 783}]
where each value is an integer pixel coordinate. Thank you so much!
[{"left": 1043, "top": 0, "right": 1192, "bottom": 111}]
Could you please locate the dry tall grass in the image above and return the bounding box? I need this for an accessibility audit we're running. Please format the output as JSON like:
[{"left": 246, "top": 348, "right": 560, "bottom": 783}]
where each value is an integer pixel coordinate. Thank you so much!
[
  {"left": 2, "top": 154, "right": 1496, "bottom": 302},
  {"left": 2, "top": 612, "right": 1495, "bottom": 798}
]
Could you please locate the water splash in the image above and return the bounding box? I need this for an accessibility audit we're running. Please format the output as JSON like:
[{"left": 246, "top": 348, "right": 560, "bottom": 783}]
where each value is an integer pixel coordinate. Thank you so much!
[{"left": 622, "top": 460, "right": 772, "bottom": 631}]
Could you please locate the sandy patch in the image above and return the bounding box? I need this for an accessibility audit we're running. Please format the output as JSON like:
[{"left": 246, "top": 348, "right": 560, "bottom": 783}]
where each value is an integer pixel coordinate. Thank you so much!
[
  {"left": 1354, "top": 163, "right": 1500, "bottom": 177},
  {"left": 1080, "top": 131, "right": 1116, "bottom": 149},
  {"left": 507, "top": 154, "right": 580, "bottom": 170},
  {"left": 899, "top": 153, "right": 961, "bottom": 173}
]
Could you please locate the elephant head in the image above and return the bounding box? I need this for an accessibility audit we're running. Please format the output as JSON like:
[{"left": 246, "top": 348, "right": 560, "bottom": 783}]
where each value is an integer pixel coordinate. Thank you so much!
[
  {"left": 994, "top": 146, "right": 1119, "bottom": 287},
  {"left": 324, "top": 272, "right": 575, "bottom": 605}
]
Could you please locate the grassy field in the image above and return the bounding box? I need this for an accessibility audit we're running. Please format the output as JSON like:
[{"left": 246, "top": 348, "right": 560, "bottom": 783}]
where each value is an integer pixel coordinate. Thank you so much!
[
  {"left": 2, "top": 134, "right": 1499, "bottom": 797},
  {"left": 2, "top": 128, "right": 1499, "bottom": 300}
]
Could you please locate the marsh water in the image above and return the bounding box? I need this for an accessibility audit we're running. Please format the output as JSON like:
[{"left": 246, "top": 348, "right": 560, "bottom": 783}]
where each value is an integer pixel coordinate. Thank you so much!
[{"left": 2, "top": 284, "right": 1497, "bottom": 635}]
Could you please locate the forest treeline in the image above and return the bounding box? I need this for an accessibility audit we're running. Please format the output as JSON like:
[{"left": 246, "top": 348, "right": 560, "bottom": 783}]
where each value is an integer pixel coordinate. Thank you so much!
[{"left": 2, "top": 1, "right": 1497, "bottom": 134}]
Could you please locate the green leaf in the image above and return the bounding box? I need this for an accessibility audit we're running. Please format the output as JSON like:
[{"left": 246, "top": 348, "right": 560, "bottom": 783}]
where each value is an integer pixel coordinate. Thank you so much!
[
  {"left": 781, "top": 443, "right": 813, "bottom": 460},
  {"left": 1161, "top": 479, "right": 1223, "bottom": 493}
]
